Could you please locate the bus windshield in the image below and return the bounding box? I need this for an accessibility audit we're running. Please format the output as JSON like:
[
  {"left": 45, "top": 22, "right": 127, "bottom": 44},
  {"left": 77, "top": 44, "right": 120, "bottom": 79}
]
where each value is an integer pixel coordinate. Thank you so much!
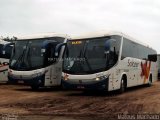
[
  {"left": 10, "top": 40, "right": 44, "bottom": 70},
  {"left": 63, "top": 36, "right": 121, "bottom": 74},
  {"left": 9, "top": 38, "right": 63, "bottom": 71}
]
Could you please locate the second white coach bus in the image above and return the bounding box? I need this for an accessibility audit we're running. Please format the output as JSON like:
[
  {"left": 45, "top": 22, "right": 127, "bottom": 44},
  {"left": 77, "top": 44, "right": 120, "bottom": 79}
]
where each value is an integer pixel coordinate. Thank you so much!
[
  {"left": 0, "top": 39, "right": 12, "bottom": 82},
  {"left": 3, "top": 33, "right": 69, "bottom": 89},
  {"left": 62, "top": 32, "right": 157, "bottom": 92}
]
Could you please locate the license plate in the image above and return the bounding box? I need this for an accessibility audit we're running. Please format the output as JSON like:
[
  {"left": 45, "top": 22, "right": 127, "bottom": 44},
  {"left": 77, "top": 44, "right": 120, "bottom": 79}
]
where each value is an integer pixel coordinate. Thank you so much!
[
  {"left": 77, "top": 86, "right": 85, "bottom": 89},
  {"left": 18, "top": 81, "right": 24, "bottom": 84}
]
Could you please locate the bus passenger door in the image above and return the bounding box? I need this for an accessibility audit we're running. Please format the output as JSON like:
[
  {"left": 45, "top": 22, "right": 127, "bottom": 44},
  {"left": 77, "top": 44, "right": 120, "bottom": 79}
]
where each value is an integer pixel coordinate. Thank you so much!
[
  {"left": 127, "top": 58, "right": 139, "bottom": 87},
  {"left": 51, "top": 62, "right": 62, "bottom": 85},
  {"left": 45, "top": 64, "right": 62, "bottom": 86},
  {"left": 46, "top": 43, "right": 63, "bottom": 86}
]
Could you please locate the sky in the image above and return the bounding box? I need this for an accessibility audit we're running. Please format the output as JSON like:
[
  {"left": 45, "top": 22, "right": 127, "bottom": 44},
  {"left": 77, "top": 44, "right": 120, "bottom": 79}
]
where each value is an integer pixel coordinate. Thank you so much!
[{"left": 0, "top": 0, "right": 160, "bottom": 52}]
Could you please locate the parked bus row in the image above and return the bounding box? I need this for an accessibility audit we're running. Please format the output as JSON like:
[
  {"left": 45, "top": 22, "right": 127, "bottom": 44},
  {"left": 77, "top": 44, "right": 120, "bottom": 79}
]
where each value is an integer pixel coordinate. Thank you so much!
[{"left": 0, "top": 32, "right": 158, "bottom": 93}]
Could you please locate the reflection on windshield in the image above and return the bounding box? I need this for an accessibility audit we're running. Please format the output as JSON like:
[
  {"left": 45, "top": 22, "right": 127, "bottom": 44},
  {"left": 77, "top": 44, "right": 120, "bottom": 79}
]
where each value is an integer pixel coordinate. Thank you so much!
[
  {"left": 63, "top": 36, "right": 121, "bottom": 74},
  {"left": 10, "top": 40, "right": 44, "bottom": 70},
  {"left": 9, "top": 37, "right": 65, "bottom": 71},
  {"left": 10, "top": 37, "right": 65, "bottom": 71}
]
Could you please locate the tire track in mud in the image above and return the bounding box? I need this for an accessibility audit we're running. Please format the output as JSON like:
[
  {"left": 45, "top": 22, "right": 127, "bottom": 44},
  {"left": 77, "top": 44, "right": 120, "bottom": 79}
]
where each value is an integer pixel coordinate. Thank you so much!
[{"left": 0, "top": 82, "right": 160, "bottom": 119}]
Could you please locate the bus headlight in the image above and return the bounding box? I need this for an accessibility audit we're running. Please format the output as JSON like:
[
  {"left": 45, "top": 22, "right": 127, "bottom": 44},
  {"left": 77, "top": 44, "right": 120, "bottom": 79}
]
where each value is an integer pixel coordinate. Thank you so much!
[
  {"left": 95, "top": 76, "right": 105, "bottom": 81},
  {"left": 95, "top": 77, "right": 100, "bottom": 81},
  {"left": 95, "top": 75, "right": 109, "bottom": 81}
]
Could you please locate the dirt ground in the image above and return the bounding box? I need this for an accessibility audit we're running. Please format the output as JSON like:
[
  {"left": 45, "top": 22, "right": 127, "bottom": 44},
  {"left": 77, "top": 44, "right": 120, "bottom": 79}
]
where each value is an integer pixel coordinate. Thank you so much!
[{"left": 0, "top": 81, "right": 160, "bottom": 120}]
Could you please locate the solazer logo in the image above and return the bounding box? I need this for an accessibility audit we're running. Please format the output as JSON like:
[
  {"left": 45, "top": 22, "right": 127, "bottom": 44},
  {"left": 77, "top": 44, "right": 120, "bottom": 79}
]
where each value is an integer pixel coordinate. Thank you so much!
[{"left": 128, "top": 59, "right": 139, "bottom": 67}]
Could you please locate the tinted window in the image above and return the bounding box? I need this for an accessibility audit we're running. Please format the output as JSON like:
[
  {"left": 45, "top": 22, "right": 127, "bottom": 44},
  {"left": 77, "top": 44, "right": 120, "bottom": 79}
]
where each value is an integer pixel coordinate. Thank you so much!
[
  {"left": 4, "top": 45, "right": 12, "bottom": 59},
  {"left": 0, "top": 44, "right": 12, "bottom": 59},
  {"left": 0, "top": 44, "right": 3, "bottom": 57},
  {"left": 9, "top": 37, "right": 64, "bottom": 71},
  {"left": 122, "top": 38, "right": 156, "bottom": 60},
  {"left": 44, "top": 42, "right": 60, "bottom": 66}
]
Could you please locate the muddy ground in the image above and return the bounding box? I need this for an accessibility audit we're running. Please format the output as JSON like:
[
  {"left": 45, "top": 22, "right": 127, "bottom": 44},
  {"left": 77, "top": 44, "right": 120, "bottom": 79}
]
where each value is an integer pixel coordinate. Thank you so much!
[{"left": 0, "top": 81, "right": 160, "bottom": 120}]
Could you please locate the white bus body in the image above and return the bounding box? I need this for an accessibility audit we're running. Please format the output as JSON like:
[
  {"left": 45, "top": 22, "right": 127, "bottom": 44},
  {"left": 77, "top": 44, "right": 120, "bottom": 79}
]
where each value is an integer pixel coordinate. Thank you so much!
[
  {"left": 62, "top": 32, "right": 157, "bottom": 92},
  {"left": 5, "top": 33, "right": 69, "bottom": 89},
  {"left": 0, "top": 39, "right": 12, "bottom": 82}
]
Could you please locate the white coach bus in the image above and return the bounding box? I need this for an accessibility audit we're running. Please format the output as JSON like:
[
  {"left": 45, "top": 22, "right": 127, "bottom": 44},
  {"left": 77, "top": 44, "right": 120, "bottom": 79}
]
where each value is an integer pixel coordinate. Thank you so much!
[
  {"left": 62, "top": 32, "right": 157, "bottom": 92},
  {"left": 0, "top": 39, "right": 12, "bottom": 82},
  {"left": 3, "top": 33, "right": 69, "bottom": 89}
]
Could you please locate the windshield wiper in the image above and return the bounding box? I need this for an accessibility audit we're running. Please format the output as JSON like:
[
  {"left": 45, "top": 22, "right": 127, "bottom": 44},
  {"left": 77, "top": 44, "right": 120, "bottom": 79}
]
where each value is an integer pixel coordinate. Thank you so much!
[
  {"left": 12, "top": 42, "right": 30, "bottom": 69},
  {"left": 26, "top": 46, "right": 32, "bottom": 69},
  {"left": 83, "top": 42, "right": 93, "bottom": 71},
  {"left": 13, "top": 48, "right": 26, "bottom": 69}
]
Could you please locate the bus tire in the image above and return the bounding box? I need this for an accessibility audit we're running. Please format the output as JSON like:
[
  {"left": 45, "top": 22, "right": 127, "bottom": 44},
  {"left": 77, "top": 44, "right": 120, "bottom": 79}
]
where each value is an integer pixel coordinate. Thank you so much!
[
  {"left": 31, "top": 85, "right": 39, "bottom": 90},
  {"left": 119, "top": 78, "right": 126, "bottom": 94},
  {"left": 147, "top": 75, "right": 152, "bottom": 87}
]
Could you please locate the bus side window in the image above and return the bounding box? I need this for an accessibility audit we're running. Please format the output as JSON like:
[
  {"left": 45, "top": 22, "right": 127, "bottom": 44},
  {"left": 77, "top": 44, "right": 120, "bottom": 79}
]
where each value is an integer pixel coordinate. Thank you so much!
[
  {"left": 46, "top": 44, "right": 52, "bottom": 65},
  {"left": 0, "top": 44, "right": 3, "bottom": 57}
]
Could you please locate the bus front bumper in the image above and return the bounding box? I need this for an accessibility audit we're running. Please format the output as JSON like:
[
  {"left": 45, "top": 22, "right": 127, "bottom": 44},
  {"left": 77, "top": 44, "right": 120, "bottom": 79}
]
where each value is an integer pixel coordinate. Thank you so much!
[
  {"left": 62, "top": 78, "right": 109, "bottom": 90},
  {"left": 8, "top": 74, "right": 45, "bottom": 86}
]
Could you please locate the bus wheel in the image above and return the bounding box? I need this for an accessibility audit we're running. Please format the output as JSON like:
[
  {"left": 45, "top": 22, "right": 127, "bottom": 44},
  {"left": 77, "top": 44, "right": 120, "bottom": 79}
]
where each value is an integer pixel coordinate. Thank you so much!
[
  {"left": 31, "top": 85, "right": 39, "bottom": 90},
  {"left": 119, "top": 79, "right": 126, "bottom": 93},
  {"left": 147, "top": 75, "right": 152, "bottom": 87}
]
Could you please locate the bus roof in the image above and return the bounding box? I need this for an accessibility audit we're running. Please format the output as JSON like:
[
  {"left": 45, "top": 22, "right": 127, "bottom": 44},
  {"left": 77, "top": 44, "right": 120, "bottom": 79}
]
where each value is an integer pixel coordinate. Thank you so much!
[
  {"left": 71, "top": 31, "right": 123, "bottom": 39},
  {"left": 16, "top": 33, "right": 70, "bottom": 40},
  {"left": 71, "top": 31, "right": 154, "bottom": 50}
]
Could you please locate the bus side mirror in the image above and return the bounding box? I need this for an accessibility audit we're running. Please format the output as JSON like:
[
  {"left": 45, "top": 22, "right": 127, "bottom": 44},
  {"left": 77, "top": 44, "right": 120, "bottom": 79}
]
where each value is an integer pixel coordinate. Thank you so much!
[
  {"left": 55, "top": 43, "right": 66, "bottom": 57},
  {"left": 104, "top": 39, "right": 116, "bottom": 57},
  {"left": 148, "top": 54, "right": 157, "bottom": 62}
]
